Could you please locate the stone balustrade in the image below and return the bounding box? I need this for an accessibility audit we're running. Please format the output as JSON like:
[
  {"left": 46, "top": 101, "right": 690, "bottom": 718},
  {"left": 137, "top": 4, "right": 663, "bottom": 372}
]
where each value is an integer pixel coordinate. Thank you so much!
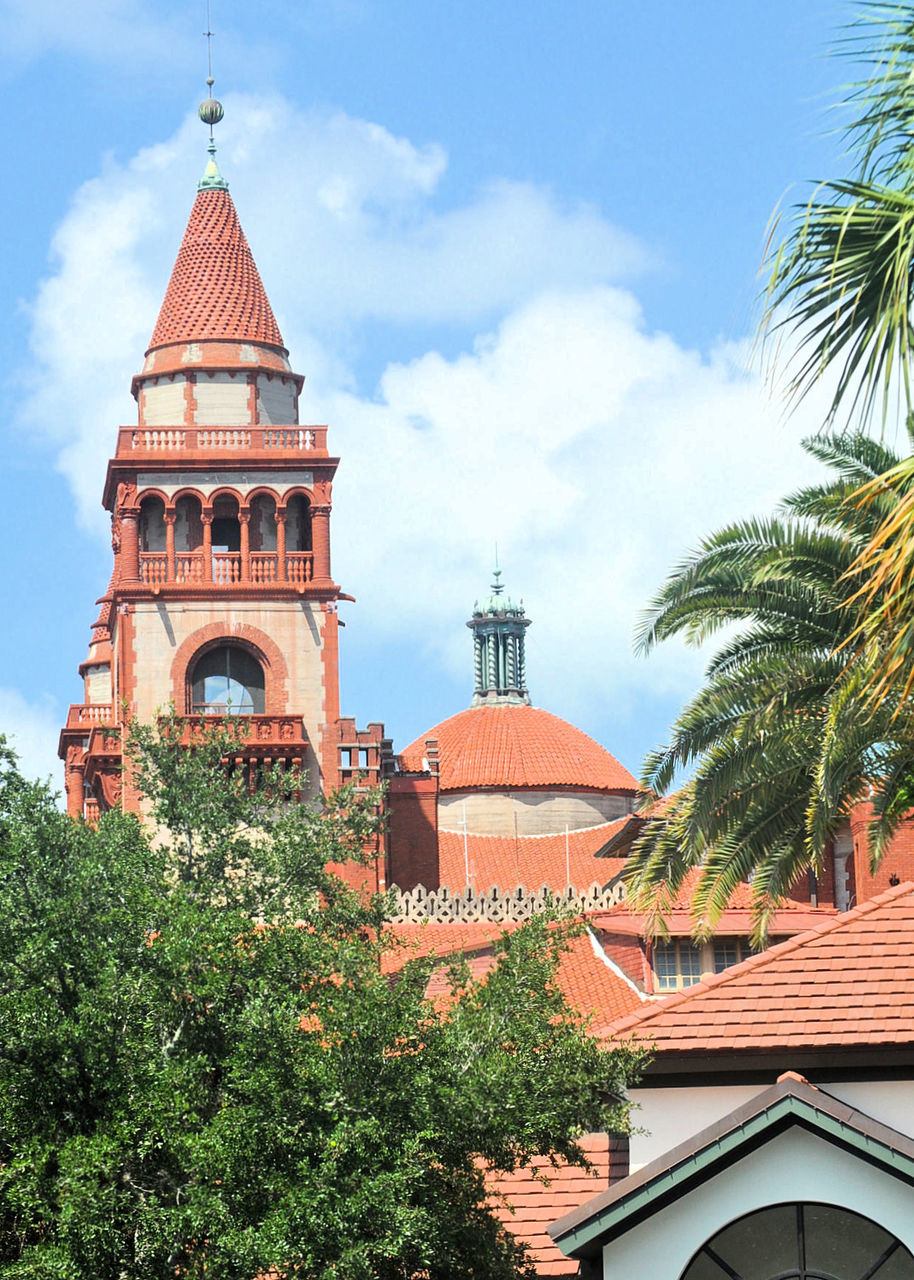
[
  {"left": 140, "top": 551, "right": 313, "bottom": 589},
  {"left": 119, "top": 425, "right": 328, "bottom": 455},
  {"left": 65, "top": 704, "right": 114, "bottom": 728}
]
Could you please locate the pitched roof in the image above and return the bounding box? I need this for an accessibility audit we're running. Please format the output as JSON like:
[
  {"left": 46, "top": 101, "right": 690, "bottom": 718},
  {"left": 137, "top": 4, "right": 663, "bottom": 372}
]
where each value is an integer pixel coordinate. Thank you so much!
[
  {"left": 487, "top": 1134, "right": 625, "bottom": 1275},
  {"left": 593, "top": 868, "right": 836, "bottom": 937},
  {"left": 437, "top": 823, "right": 629, "bottom": 895},
  {"left": 383, "top": 922, "right": 643, "bottom": 1025},
  {"left": 549, "top": 1073, "right": 914, "bottom": 1261},
  {"left": 148, "top": 187, "right": 285, "bottom": 352},
  {"left": 601, "top": 881, "right": 914, "bottom": 1052},
  {"left": 400, "top": 704, "right": 638, "bottom": 794}
]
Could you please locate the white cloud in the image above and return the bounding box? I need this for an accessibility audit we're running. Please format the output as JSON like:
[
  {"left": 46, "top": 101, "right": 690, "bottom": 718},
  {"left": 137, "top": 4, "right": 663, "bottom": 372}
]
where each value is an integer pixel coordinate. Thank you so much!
[
  {"left": 0, "top": 689, "right": 62, "bottom": 791},
  {"left": 321, "top": 291, "right": 828, "bottom": 724},
  {"left": 15, "top": 95, "right": 831, "bottom": 729},
  {"left": 20, "top": 95, "right": 652, "bottom": 529},
  {"left": 0, "top": 0, "right": 189, "bottom": 69}
]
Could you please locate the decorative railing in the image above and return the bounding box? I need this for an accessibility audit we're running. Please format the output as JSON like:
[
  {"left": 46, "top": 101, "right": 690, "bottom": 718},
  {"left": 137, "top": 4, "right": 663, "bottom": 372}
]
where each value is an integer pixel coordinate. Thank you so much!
[
  {"left": 176, "top": 552, "right": 204, "bottom": 584},
  {"left": 122, "top": 426, "right": 328, "bottom": 454},
  {"left": 250, "top": 552, "right": 277, "bottom": 583},
  {"left": 212, "top": 552, "right": 241, "bottom": 585},
  {"left": 179, "top": 714, "right": 308, "bottom": 748},
  {"left": 286, "top": 552, "right": 313, "bottom": 585},
  {"left": 140, "top": 551, "right": 312, "bottom": 588},
  {"left": 141, "top": 553, "right": 168, "bottom": 586},
  {"left": 389, "top": 881, "right": 626, "bottom": 924},
  {"left": 65, "top": 704, "right": 114, "bottom": 729}
]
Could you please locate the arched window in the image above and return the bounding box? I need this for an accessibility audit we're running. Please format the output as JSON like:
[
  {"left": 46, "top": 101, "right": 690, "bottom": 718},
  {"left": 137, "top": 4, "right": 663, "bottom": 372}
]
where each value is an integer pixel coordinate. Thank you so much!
[
  {"left": 211, "top": 494, "right": 241, "bottom": 553},
  {"left": 139, "top": 495, "right": 166, "bottom": 552},
  {"left": 189, "top": 645, "right": 265, "bottom": 715},
  {"left": 680, "top": 1202, "right": 914, "bottom": 1279},
  {"left": 286, "top": 493, "right": 312, "bottom": 551}
]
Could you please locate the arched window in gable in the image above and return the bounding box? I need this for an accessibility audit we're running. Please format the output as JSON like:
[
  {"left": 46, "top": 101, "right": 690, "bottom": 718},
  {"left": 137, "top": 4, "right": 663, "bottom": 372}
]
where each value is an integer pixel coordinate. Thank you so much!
[{"left": 680, "top": 1202, "right": 913, "bottom": 1279}]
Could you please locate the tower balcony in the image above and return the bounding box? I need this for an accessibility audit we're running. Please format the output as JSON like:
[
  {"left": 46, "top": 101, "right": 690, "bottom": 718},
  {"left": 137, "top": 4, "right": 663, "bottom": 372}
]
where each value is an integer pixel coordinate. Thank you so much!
[
  {"left": 115, "top": 424, "right": 329, "bottom": 459},
  {"left": 62, "top": 711, "right": 314, "bottom": 822},
  {"left": 139, "top": 550, "right": 314, "bottom": 589}
]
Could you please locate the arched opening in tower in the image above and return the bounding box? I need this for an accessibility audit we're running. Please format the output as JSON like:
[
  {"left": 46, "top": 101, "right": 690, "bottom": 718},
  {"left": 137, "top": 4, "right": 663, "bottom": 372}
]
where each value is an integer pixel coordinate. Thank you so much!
[{"left": 189, "top": 643, "right": 266, "bottom": 715}]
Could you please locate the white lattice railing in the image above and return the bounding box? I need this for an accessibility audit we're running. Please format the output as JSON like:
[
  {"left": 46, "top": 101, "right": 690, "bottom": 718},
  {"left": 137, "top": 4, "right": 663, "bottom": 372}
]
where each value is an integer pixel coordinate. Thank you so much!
[{"left": 389, "top": 881, "right": 626, "bottom": 924}]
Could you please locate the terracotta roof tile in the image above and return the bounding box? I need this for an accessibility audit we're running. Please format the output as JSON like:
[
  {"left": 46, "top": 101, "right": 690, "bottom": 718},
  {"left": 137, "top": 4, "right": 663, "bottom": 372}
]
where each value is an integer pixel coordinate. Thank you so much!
[
  {"left": 437, "top": 825, "right": 629, "bottom": 895},
  {"left": 400, "top": 705, "right": 638, "bottom": 793},
  {"left": 486, "top": 1134, "right": 618, "bottom": 1275},
  {"left": 384, "top": 922, "right": 642, "bottom": 1025},
  {"left": 593, "top": 868, "right": 837, "bottom": 936},
  {"left": 149, "top": 188, "right": 284, "bottom": 351},
  {"left": 601, "top": 881, "right": 914, "bottom": 1053}
]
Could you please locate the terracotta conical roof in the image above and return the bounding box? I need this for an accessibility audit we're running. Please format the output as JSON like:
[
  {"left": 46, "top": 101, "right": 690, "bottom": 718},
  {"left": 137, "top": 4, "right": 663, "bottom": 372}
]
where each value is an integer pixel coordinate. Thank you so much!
[{"left": 148, "top": 187, "right": 285, "bottom": 352}]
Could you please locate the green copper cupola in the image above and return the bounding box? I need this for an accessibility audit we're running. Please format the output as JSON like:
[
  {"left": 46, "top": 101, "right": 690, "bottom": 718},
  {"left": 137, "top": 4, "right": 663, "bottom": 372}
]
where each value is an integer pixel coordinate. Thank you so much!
[{"left": 467, "top": 568, "right": 532, "bottom": 706}]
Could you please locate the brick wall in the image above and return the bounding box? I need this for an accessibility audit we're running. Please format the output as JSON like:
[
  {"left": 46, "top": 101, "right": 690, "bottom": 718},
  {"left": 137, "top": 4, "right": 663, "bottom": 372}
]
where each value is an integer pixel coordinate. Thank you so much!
[{"left": 388, "top": 775, "right": 440, "bottom": 890}]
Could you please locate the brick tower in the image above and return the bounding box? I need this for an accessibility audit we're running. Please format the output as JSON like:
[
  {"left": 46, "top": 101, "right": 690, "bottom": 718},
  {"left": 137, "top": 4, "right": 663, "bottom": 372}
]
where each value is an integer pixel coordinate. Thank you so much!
[{"left": 58, "top": 119, "right": 392, "bottom": 851}]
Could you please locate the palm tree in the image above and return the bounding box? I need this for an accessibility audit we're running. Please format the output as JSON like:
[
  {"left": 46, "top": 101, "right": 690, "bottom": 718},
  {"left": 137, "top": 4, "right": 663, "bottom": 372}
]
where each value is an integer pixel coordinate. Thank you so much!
[
  {"left": 627, "top": 431, "right": 914, "bottom": 942},
  {"left": 763, "top": 5, "right": 914, "bottom": 433},
  {"left": 762, "top": 7, "right": 914, "bottom": 713}
]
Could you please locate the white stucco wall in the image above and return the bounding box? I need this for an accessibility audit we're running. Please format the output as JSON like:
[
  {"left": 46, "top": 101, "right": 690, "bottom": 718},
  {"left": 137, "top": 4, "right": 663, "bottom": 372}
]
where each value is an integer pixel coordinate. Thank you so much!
[
  {"left": 111, "top": 600, "right": 328, "bottom": 799},
  {"left": 629, "top": 1079, "right": 914, "bottom": 1173},
  {"left": 600, "top": 1127, "right": 914, "bottom": 1278},
  {"left": 142, "top": 378, "right": 187, "bottom": 425}
]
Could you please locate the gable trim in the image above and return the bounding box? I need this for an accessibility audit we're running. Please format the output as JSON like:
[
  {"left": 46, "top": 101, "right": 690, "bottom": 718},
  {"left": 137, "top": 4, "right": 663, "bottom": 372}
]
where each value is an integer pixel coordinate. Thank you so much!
[{"left": 550, "top": 1079, "right": 914, "bottom": 1259}]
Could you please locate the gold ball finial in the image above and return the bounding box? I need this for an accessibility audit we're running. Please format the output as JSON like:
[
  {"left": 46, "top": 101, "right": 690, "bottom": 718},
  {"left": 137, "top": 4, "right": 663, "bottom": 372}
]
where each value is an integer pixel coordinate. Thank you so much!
[{"left": 199, "top": 98, "right": 225, "bottom": 127}]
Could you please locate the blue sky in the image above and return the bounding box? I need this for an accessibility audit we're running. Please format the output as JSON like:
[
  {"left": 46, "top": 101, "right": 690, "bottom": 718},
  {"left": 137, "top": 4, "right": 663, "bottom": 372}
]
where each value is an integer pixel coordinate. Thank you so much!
[{"left": 0, "top": 0, "right": 867, "bottom": 787}]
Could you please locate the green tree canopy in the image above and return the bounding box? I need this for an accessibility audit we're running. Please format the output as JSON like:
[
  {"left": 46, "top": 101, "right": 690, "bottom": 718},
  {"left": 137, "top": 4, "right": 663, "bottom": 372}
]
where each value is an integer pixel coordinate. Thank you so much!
[{"left": 0, "top": 720, "right": 641, "bottom": 1279}]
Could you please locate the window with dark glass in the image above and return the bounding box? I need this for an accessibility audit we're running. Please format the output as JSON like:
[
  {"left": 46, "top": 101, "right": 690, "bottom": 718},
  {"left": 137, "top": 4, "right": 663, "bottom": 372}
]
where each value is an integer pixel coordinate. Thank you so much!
[
  {"left": 190, "top": 646, "right": 265, "bottom": 714},
  {"left": 680, "top": 1202, "right": 914, "bottom": 1279}
]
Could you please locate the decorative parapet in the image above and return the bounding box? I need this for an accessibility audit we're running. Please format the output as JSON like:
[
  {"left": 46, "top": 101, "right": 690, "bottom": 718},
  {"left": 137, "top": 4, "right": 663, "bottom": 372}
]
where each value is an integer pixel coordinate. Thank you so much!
[
  {"left": 64, "top": 703, "right": 114, "bottom": 729},
  {"left": 117, "top": 425, "right": 329, "bottom": 456},
  {"left": 389, "top": 880, "right": 626, "bottom": 924}
]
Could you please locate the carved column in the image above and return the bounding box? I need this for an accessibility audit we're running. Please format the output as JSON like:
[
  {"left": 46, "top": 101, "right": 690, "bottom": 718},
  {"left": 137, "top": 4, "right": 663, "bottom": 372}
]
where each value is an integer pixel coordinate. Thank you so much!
[
  {"left": 201, "top": 512, "right": 213, "bottom": 583},
  {"left": 119, "top": 511, "right": 141, "bottom": 585},
  {"left": 65, "top": 747, "right": 85, "bottom": 820},
  {"left": 239, "top": 509, "right": 250, "bottom": 583},
  {"left": 164, "top": 512, "right": 176, "bottom": 583},
  {"left": 275, "top": 506, "right": 287, "bottom": 583},
  {"left": 310, "top": 503, "right": 332, "bottom": 583}
]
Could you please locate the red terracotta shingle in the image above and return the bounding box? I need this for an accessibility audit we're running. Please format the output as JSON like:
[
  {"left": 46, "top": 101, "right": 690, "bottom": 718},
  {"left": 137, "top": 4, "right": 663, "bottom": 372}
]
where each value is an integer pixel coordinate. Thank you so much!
[
  {"left": 601, "top": 881, "right": 914, "bottom": 1052},
  {"left": 149, "top": 188, "right": 284, "bottom": 351},
  {"left": 400, "top": 704, "right": 638, "bottom": 794},
  {"left": 436, "top": 825, "right": 628, "bottom": 896}
]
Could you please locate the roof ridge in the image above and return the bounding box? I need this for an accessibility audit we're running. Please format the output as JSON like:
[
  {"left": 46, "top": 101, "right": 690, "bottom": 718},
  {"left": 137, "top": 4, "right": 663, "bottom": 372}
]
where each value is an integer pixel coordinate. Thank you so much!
[{"left": 603, "top": 879, "right": 914, "bottom": 1038}]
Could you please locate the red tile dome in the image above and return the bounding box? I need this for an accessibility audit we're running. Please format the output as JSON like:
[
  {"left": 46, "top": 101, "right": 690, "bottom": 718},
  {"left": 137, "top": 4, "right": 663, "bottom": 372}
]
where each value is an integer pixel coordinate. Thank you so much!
[{"left": 399, "top": 704, "right": 638, "bottom": 794}]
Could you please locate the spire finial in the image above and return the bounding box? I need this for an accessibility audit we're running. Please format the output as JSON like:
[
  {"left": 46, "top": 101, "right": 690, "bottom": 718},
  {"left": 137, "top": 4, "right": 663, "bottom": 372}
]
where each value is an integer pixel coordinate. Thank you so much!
[
  {"left": 467, "top": 562, "right": 532, "bottom": 707},
  {"left": 197, "top": 0, "right": 228, "bottom": 192},
  {"left": 491, "top": 542, "right": 503, "bottom": 595}
]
